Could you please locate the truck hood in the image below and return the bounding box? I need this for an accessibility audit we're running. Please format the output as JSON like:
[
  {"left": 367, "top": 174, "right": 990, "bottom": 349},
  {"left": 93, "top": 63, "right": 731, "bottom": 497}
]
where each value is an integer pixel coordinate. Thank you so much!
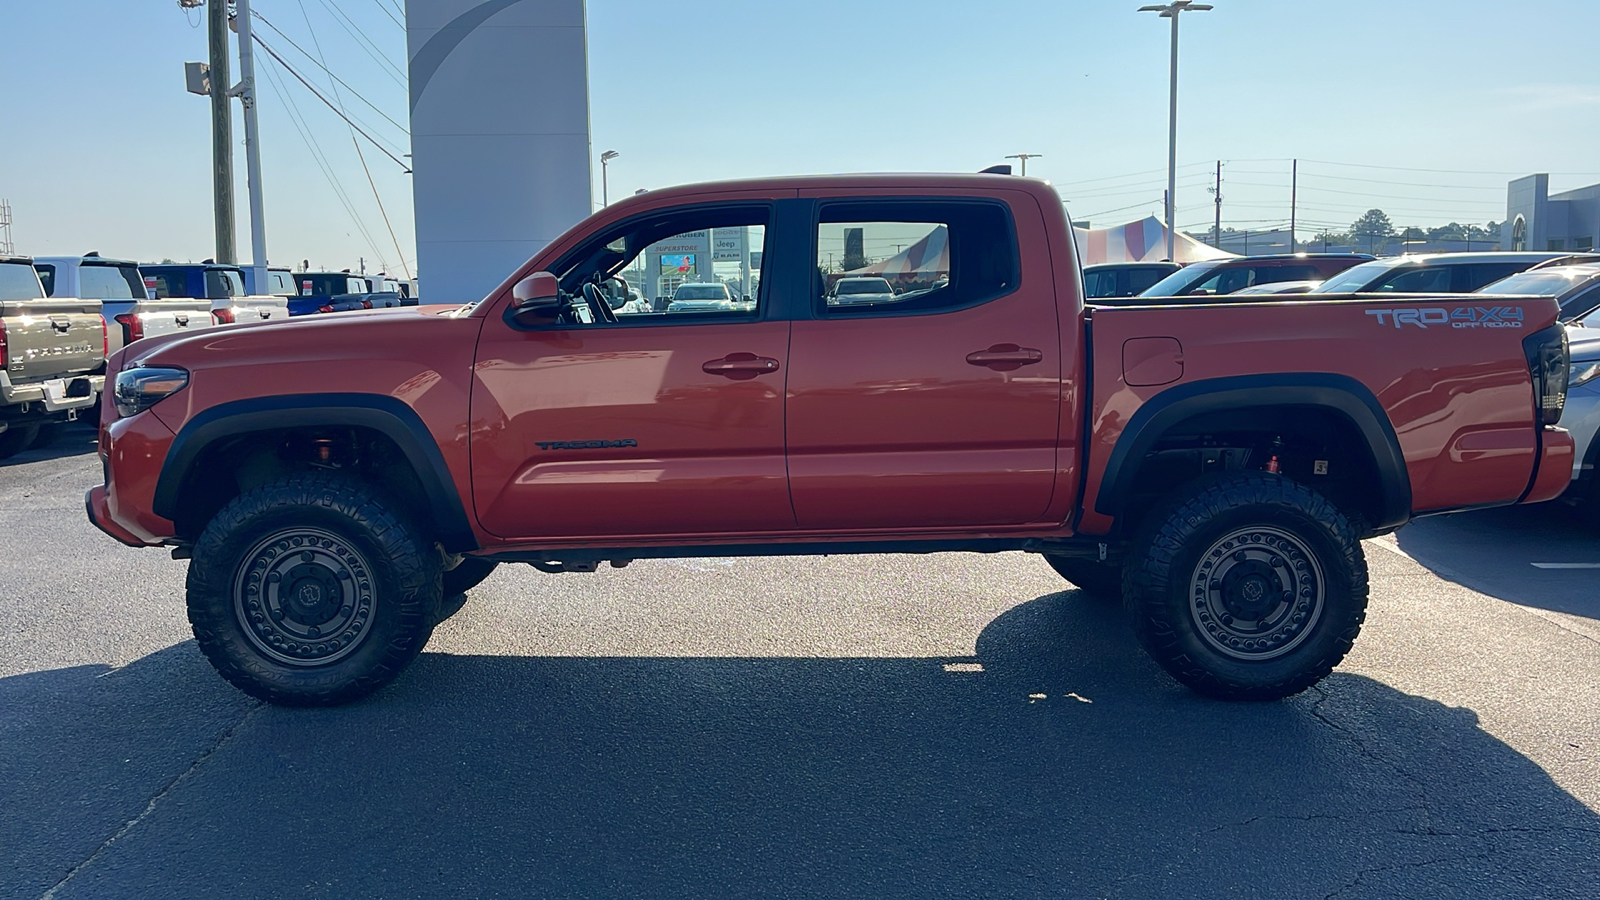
[{"left": 117, "top": 304, "right": 465, "bottom": 372}]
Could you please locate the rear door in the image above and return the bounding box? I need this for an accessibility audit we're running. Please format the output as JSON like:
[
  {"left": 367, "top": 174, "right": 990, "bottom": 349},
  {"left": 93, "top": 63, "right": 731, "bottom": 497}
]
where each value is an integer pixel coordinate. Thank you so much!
[
  {"left": 470, "top": 198, "right": 798, "bottom": 540},
  {"left": 784, "top": 192, "right": 1062, "bottom": 529}
]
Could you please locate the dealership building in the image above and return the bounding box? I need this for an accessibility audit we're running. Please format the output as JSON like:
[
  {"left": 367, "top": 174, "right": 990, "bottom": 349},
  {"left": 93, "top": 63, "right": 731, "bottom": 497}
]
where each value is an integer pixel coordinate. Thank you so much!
[{"left": 1504, "top": 174, "right": 1600, "bottom": 252}]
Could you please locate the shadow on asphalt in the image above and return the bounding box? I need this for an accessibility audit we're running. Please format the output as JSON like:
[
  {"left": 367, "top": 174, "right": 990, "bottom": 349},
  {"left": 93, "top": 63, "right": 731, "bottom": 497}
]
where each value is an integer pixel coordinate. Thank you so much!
[
  {"left": 0, "top": 419, "right": 98, "bottom": 467},
  {"left": 6, "top": 592, "right": 1598, "bottom": 899},
  {"left": 1396, "top": 501, "right": 1600, "bottom": 621}
]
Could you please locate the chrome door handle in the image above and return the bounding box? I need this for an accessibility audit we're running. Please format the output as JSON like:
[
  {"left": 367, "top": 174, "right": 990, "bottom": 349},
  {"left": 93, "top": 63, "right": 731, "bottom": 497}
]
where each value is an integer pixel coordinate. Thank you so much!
[
  {"left": 966, "top": 344, "right": 1043, "bottom": 371},
  {"left": 703, "top": 352, "right": 781, "bottom": 380}
]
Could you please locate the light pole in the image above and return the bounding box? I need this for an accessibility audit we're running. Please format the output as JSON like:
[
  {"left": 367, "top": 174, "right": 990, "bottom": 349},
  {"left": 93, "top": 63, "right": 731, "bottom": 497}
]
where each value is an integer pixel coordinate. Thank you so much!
[
  {"left": 1005, "top": 153, "right": 1042, "bottom": 177},
  {"left": 1139, "top": 0, "right": 1212, "bottom": 261},
  {"left": 600, "top": 150, "right": 620, "bottom": 206}
]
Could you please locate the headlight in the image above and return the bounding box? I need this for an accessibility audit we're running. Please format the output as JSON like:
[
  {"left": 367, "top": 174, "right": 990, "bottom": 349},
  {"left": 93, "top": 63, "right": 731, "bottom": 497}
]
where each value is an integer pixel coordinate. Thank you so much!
[
  {"left": 1572, "top": 361, "right": 1600, "bottom": 389},
  {"left": 113, "top": 366, "right": 189, "bottom": 418}
]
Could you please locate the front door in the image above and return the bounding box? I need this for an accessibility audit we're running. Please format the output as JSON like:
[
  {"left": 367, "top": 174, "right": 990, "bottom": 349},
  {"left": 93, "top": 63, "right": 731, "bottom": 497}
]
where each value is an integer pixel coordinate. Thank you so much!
[
  {"left": 471, "top": 206, "right": 795, "bottom": 540},
  {"left": 784, "top": 195, "right": 1063, "bottom": 530}
]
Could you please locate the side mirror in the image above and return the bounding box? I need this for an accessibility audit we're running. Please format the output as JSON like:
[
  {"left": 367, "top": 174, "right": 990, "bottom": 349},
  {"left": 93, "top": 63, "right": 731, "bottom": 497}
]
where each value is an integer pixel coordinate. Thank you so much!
[{"left": 512, "top": 272, "right": 562, "bottom": 325}]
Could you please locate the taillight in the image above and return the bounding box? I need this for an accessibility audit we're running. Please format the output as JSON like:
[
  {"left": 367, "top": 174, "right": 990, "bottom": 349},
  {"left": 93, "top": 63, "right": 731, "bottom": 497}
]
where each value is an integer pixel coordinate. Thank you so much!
[
  {"left": 317, "top": 304, "right": 334, "bottom": 314},
  {"left": 114, "top": 313, "right": 144, "bottom": 344},
  {"left": 0, "top": 319, "right": 7, "bottom": 369},
  {"left": 100, "top": 316, "right": 108, "bottom": 358},
  {"left": 1523, "top": 324, "right": 1569, "bottom": 426},
  {"left": 361, "top": 299, "right": 373, "bottom": 309},
  {"left": 213, "top": 308, "right": 236, "bottom": 325}
]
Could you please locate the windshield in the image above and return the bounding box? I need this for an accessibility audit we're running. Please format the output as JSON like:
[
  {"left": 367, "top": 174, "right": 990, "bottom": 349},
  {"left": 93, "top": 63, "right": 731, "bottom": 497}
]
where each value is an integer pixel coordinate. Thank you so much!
[
  {"left": 1479, "top": 268, "right": 1599, "bottom": 297},
  {"left": 838, "top": 279, "right": 892, "bottom": 295},
  {"left": 80, "top": 263, "right": 145, "bottom": 300},
  {"left": 673, "top": 284, "right": 729, "bottom": 301},
  {"left": 0, "top": 262, "right": 44, "bottom": 300},
  {"left": 1139, "top": 261, "right": 1222, "bottom": 297},
  {"left": 1311, "top": 258, "right": 1407, "bottom": 293}
]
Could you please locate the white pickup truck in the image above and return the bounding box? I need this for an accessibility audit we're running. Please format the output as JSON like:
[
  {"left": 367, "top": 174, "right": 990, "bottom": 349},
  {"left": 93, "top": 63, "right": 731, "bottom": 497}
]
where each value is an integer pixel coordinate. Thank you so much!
[
  {"left": 0, "top": 256, "right": 105, "bottom": 457},
  {"left": 33, "top": 255, "right": 214, "bottom": 358}
]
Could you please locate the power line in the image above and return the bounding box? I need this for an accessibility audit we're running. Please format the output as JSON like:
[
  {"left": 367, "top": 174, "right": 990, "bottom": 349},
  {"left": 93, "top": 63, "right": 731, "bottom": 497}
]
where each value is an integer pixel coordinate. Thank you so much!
[
  {"left": 368, "top": 0, "right": 403, "bottom": 29},
  {"left": 253, "top": 35, "right": 412, "bottom": 172},
  {"left": 258, "top": 48, "right": 389, "bottom": 266},
  {"left": 252, "top": 10, "right": 409, "bottom": 137},
  {"left": 312, "top": 0, "right": 407, "bottom": 86}
]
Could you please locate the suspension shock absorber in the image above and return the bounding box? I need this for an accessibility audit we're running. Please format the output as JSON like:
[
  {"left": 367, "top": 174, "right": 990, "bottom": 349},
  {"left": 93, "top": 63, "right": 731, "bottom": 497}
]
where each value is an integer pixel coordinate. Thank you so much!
[{"left": 1263, "top": 436, "right": 1285, "bottom": 474}]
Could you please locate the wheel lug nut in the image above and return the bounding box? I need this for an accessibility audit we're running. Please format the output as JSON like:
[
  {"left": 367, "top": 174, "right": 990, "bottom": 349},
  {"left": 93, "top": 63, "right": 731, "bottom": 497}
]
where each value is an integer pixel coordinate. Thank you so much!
[
  {"left": 267, "top": 572, "right": 281, "bottom": 584},
  {"left": 301, "top": 550, "right": 315, "bottom": 562},
  {"left": 337, "top": 569, "right": 350, "bottom": 580},
  {"left": 308, "top": 627, "right": 320, "bottom": 638}
]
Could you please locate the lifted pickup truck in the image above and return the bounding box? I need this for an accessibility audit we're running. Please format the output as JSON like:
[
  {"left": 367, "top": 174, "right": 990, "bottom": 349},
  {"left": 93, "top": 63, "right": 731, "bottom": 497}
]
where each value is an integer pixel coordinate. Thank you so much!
[
  {"left": 86, "top": 174, "right": 1574, "bottom": 707},
  {"left": 139, "top": 263, "right": 289, "bottom": 325},
  {"left": 0, "top": 256, "right": 105, "bottom": 457}
]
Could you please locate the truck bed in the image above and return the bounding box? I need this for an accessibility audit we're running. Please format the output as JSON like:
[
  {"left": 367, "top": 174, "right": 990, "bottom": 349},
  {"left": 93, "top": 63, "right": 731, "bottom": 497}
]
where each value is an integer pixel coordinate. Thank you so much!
[{"left": 1, "top": 297, "right": 104, "bottom": 410}]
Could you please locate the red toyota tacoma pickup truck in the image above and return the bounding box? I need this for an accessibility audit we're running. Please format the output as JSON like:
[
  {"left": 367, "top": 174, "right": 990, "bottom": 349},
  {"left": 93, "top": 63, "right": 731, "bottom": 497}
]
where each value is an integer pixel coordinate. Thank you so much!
[{"left": 86, "top": 174, "right": 1574, "bottom": 707}]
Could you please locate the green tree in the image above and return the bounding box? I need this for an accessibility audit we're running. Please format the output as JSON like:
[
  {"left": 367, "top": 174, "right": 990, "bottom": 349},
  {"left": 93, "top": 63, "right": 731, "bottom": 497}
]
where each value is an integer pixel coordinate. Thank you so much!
[{"left": 1351, "top": 209, "right": 1393, "bottom": 253}]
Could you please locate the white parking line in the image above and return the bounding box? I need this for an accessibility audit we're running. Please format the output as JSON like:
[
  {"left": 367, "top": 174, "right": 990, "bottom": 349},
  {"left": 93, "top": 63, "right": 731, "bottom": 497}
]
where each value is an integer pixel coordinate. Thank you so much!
[{"left": 1530, "top": 563, "right": 1600, "bottom": 569}]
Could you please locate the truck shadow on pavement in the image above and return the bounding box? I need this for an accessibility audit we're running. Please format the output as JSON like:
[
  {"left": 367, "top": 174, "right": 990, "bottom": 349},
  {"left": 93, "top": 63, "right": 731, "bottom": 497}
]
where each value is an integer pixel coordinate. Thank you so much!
[
  {"left": 1395, "top": 501, "right": 1600, "bottom": 621},
  {"left": 6, "top": 591, "right": 1598, "bottom": 899},
  {"left": 0, "top": 421, "right": 98, "bottom": 468}
]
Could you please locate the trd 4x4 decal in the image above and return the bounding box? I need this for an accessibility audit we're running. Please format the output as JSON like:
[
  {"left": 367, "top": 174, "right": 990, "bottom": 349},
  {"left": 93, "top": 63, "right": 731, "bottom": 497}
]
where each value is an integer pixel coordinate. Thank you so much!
[{"left": 1366, "top": 306, "right": 1524, "bottom": 329}]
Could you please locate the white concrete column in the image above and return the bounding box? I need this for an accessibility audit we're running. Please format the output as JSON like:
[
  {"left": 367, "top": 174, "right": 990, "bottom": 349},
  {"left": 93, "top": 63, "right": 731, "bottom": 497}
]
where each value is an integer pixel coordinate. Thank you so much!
[{"left": 407, "top": 0, "right": 592, "bottom": 303}]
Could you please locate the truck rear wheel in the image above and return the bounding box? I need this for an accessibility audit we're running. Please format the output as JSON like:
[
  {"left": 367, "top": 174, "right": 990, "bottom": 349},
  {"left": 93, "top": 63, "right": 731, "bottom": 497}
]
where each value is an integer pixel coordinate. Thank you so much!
[
  {"left": 1124, "top": 472, "right": 1368, "bottom": 701},
  {"left": 186, "top": 473, "right": 442, "bottom": 706},
  {"left": 1042, "top": 555, "right": 1122, "bottom": 599},
  {"left": 29, "top": 422, "right": 65, "bottom": 450},
  {"left": 0, "top": 424, "right": 39, "bottom": 460}
]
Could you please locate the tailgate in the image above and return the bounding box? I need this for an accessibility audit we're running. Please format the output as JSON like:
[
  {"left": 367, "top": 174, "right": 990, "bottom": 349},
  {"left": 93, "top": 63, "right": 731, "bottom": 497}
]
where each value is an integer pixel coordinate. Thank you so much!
[
  {"left": 0, "top": 297, "right": 105, "bottom": 382},
  {"left": 129, "top": 299, "right": 215, "bottom": 340},
  {"left": 227, "top": 294, "right": 291, "bottom": 321}
]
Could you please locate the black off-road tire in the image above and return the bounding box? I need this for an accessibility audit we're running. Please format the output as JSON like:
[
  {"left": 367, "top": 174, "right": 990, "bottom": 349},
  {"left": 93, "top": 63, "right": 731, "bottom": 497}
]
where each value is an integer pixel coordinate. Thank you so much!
[
  {"left": 29, "top": 422, "right": 65, "bottom": 450},
  {"left": 433, "top": 558, "right": 499, "bottom": 626},
  {"left": 1123, "top": 472, "right": 1368, "bottom": 701},
  {"left": 0, "top": 424, "right": 40, "bottom": 460},
  {"left": 186, "top": 473, "right": 442, "bottom": 706},
  {"left": 1043, "top": 554, "right": 1123, "bottom": 599}
]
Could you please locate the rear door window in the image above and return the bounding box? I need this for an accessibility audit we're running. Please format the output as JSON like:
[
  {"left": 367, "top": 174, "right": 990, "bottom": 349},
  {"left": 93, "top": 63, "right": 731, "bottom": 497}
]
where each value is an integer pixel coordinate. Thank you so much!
[
  {"left": 268, "top": 271, "right": 295, "bottom": 295},
  {"left": 0, "top": 263, "right": 45, "bottom": 300},
  {"left": 814, "top": 200, "right": 1016, "bottom": 315},
  {"left": 205, "top": 268, "right": 246, "bottom": 298},
  {"left": 1125, "top": 266, "right": 1170, "bottom": 295},
  {"left": 80, "top": 263, "right": 145, "bottom": 299},
  {"left": 1371, "top": 266, "right": 1453, "bottom": 293},
  {"left": 1455, "top": 263, "right": 1534, "bottom": 292}
]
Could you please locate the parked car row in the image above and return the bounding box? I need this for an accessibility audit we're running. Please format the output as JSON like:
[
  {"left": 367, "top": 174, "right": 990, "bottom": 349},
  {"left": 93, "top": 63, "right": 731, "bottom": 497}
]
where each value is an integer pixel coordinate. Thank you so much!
[{"left": 0, "top": 254, "right": 414, "bottom": 459}]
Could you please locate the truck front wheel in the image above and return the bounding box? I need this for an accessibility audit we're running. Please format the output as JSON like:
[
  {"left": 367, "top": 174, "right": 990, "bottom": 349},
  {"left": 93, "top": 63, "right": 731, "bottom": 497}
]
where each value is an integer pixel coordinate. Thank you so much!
[
  {"left": 186, "top": 473, "right": 442, "bottom": 706},
  {"left": 1124, "top": 472, "right": 1368, "bottom": 701}
]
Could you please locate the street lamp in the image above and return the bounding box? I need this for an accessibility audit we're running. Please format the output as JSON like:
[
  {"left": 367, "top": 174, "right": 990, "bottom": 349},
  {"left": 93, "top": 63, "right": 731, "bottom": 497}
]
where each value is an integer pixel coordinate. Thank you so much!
[
  {"left": 600, "top": 150, "right": 620, "bottom": 206},
  {"left": 1139, "top": 0, "right": 1212, "bottom": 262},
  {"left": 1005, "top": 153, "right": 1042, "bottom": 177}
]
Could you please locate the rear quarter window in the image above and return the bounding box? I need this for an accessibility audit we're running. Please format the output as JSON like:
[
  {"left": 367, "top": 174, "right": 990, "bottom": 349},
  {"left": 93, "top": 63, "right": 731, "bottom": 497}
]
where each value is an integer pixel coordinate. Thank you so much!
[{"left": 0, "top": 263, "right": 45, "bottom": 300}]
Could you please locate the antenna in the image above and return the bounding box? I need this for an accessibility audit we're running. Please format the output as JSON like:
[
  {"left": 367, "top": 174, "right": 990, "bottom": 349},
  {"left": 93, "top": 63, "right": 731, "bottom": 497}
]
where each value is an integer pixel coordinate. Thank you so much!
[{"left": 0, "top": 199, "right": 13, "bottom": 256}]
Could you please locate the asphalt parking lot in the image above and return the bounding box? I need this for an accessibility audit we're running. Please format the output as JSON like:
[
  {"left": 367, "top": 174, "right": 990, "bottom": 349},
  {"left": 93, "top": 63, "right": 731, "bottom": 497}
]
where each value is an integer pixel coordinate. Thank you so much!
[{"left": 3, "top": 423, "right": 1597, "bottom": 899}]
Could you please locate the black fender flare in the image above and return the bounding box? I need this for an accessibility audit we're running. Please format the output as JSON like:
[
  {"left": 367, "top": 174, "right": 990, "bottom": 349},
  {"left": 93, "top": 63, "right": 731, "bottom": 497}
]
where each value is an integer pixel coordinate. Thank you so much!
[
  {"left": 1093, "top": 373, "right": 1411, "bottom": 531},
  {"left": 152, "top": 393, "right": 478, "bottom": 552}
]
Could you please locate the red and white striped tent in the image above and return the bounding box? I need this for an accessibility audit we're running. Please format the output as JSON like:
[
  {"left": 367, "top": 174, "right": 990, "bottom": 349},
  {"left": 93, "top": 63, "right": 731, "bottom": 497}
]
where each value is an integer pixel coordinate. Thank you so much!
[
  {"left": 1074, "top": 216, "right": 1235, "bottom": 265},
  {"left": 849, "top": 226, "right": 949, "bottom": 280}
]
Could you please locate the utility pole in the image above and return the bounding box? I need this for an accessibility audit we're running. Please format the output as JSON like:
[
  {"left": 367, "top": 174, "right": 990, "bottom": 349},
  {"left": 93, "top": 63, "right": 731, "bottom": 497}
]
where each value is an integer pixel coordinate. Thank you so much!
[
  {"left": 1005, "top": 153, "right": 1043, "bottom": 177},
  {"left": 1289, "top": 158, "right": 1298, "bottom": 254},
  {"left": 208, "top": 0, "right": 236, "bottom": 264},
  {"left": 1207, "top": 160, "right": 1222, "bottom": 248},
  {"left": 1140, "top": 1, "right": 1213, "bottom": 262},
  {"left": 234, "top": 0, "right": 268, "bottom": 293}
]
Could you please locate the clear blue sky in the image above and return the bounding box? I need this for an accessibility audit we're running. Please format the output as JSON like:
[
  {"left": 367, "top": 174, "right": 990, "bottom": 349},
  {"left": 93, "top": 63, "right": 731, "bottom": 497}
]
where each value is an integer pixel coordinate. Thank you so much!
[{"left": 3, "top": 0, "right": 1599, "bottom": 271}]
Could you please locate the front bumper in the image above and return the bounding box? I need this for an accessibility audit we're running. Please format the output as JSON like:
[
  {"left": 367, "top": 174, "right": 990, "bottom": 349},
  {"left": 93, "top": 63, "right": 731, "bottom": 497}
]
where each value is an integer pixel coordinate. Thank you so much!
[
  {"left": 85, "top": 410, "right": 179, "bottom": 547},
  {"left": 1521, "top": 426, "right": 1576, "bottom": 505},
  {"left": 0, "top": 371, "right": 104, "bottom": 413}
]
